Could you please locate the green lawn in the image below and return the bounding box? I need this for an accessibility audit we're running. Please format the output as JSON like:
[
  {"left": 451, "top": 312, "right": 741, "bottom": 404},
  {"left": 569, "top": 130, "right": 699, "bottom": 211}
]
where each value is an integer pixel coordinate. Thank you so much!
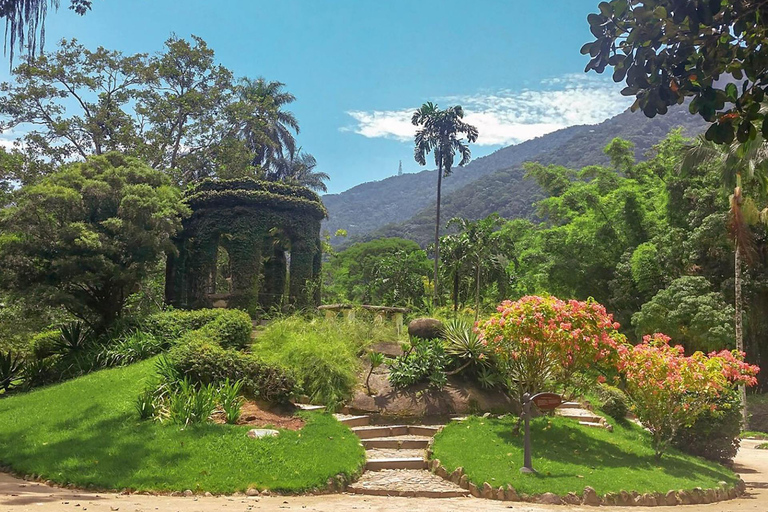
[
  {"left": 432, "top": 415, "right": 738, "bottom": 496},
  {"left": 0, "top": 359, "right": 364, "bottom": 493}
]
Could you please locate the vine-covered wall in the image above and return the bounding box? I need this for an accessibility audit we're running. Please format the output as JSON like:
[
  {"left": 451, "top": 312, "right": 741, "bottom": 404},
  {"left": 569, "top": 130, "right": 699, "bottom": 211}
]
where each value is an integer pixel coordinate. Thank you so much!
[{"left": 165, "top": 178, "right": 326, "bottom": 314}]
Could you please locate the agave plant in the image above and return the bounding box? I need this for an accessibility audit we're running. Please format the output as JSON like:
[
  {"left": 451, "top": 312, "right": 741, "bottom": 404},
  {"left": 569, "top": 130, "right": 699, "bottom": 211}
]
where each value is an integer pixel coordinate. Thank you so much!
[
  {"left": 442, "top": 318, "right": 489, "bottom": 375},
  {"left": 0, "top": 351, "right": 23, "bottom": 392},
  {"left": 54, "top": 321, "right": 94, "bottom": 355}
]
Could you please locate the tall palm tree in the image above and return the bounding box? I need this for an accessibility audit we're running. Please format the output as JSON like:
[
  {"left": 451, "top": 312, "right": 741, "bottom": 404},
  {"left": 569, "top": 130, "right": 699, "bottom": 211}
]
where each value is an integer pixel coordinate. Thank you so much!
[
  {"left": 412, "top": 103, "right": 478, "bottom": 305},
  {"left": 268, "top": 149, "right": 329, "bottom": 192},
  {"left": 235, "top": 77, "right": 300, "bottom": 169},
  {"left": 681, "top": 134, "right": 768, "bottom": 425}
]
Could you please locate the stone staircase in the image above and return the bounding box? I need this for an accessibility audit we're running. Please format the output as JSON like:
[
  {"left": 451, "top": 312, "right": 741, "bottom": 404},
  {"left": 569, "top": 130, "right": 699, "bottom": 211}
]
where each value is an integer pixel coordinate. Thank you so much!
[
  {"left": 556, "top": 401, "right": 612, "bottom": 430},
  {"left": 332, "top": 413, "right": 470, "bottom": 498}
]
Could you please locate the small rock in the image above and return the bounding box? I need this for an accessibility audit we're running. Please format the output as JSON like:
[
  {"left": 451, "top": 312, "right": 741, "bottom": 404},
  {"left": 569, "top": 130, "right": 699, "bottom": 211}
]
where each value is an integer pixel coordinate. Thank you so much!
[
  {"left": 436, "top": 465, "right": 448, "bottom": 479},
  {"left": 495, "top": 487, "right": 505, "bottom": 501},
  {"left": 505, "top": 484, "right": 520, "bottom": 501},
  {"left": 665, "top": 490, "right": 678, "bottom": 506},
  {"left": 583, "top": 486, "right": 601, "bottom": 506},
  {"left": 468, "top": 482, "right": 480, "bottom": 498},
  {"left": 247, "top": 429, "right": 279, "bottom": 439},
  {"left": 737, "top": 478, "right": 747, "bottom": 494},
  {"left": 246, "top": 488, "right": 259, "bottom": 497},
  {"left": 482, "top": 412, "right": 491, "bottom": 418},
  {"left": 618, "top": 490, "right": 633, "bottom": 506},
  {"left": 261, "top": 490, "right": 271, "bottom": 496},
  {"left": 449, "top": 467, "right": 462, "bottom": 483},
  {"left": 459, "top": 474, "right": 469, "bottom": 489},
  {"left": 704, "top": 488, "right": 717, "bottom": 503},
  {"left": 643, "top": 492, "right": 657, "bottom": 506},
  {"left": 537, "top": 492, "right": 562, "bottom": 505},
  {"left": 728, "top": 487, "right": 738, "bottom": 499},
  {"left": 183, "top": 489, "right": 193, "bottom": 497},
  {"left": 482, "top": 482, "right": 494, "bottom": 499},
  {"left": 204, "top": 492, "right": 213, "bottom": 497},
  {"left": 563, "top": 492, "right": 581, "bottom": 505},
  {"left": 601, "top": 492, "right": 617, "bottom": 506},
  {"left": 605, "top": 424, "right": 614, "bottom": 432},
  {"left": 678, "top": 490, "right": 691, "bottom": 505}
]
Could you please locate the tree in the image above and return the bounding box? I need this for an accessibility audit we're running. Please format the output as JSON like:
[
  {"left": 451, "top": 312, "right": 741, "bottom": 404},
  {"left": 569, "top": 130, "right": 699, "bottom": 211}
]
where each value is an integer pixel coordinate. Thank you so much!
[
  {"left": 583, "top": 0, "right": 768, "bottom": 144},
  {"left": 267, "top": 149, "right": 329, "bottom": 192},
  {"left": 1, "top": 0, "right": 92, "bottom": 64},
  {"left": 0, "top": 152, "right": 189, "bottom": 328},
  {"left": 632, "top": 276, "right": 735, "bottom": 353},
  {"left": 412, "top": 102, "right": 478, "bottom": 305}
]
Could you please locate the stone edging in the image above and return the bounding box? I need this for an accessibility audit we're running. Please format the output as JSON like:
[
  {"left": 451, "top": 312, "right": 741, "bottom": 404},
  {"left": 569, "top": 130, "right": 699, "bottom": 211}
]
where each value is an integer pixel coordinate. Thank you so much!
[{"left": 424, "top": 449, "right": 747, "bottom": 506}]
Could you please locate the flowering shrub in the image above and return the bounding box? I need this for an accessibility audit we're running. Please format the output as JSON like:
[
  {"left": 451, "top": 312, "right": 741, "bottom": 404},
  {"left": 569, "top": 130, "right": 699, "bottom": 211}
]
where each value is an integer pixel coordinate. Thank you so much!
[
  {"left": 478, "top": 296, "right": 625, "bottom": 399},
  {"left": 618, "top": 333, "right": 759, "bottom": 458}
]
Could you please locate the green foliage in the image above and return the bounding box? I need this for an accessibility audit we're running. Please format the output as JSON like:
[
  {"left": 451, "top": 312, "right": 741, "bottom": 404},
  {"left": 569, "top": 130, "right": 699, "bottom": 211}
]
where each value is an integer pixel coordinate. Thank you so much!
[
  {"left": 0, "top": 153, "right": 188, "bottom": 327},
  {"left": 168, "top": 337, "right": 294, "bottom": 403},
  {"left": 135, "top": 387, "right": 157, "bottom": 420},
  {"left": 365, "top": 351, "right": 385, "bottom": 395},
  {"left": 672, "top": 389, "right": 742, "bottom": 463},
  {"left": 595, "top": 384, "right": 629, "bottom": 421},
  {"left": 324, "top": 237, "right": 430, "bottom": 306},
  {"left": 0, "top": 351, "right": 23, "bottom": 392},
  {"left": 143, "top": 309, "right": 225, "bottom": 344},
  {"left": 388, "top": 338, "right": 448, "bottom": 390},
  {"left": 55, "top": 321, "right": 95, "bottom": 356},
  {"left": 632, "top": 276, "right": 735, "bottom": 353},
  {"left": 99, "top": 331, "right": 163, "bottom": 367},
  {"left": 166, "top": 378, "right": 219, "bottom": 426},
  {"left": 218, "top": 379, "right": 245, "bottom": 424},
  {"left": 584, "top": 0, "right": 768, "bottom": 144},
  {"left": 432, "top": 415, "right": 738, "bottom": 496},
  {"left": 442, "top": 317, "right": 489, "bottom": 374},
  {"left": 0, "top": 360, "right": 365, "bottom": 493},
  {"left": 30, "top": 330, "right": 61, "bottom": 360},
  {"left": 197, "top": 309, "right": 253, "bottom": 350},
  {"left": 254, "top": 317, "right": 378, "bottom": 409}
]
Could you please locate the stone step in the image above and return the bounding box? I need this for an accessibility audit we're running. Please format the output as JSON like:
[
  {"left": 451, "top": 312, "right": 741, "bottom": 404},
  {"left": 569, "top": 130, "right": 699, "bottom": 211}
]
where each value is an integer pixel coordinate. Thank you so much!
[
  {"left": 294, "top": 403, "right": 325, "bottom": 412},
  {"left": 365, "top": 457, "right": 429, "bottom": 471},
  {"left": 333, "top": 414, "right": 370, "bottom": 427},
  {"left": 366, "top": 447, "right": 425, "bottom": 459},
  {"left": 347, "top": 469, "right": 470, "bottom": 498},
  {"left": 556, "top": 410, "right": 605, "bottom": 424},
  {"left": 579, "top": 420, "right": 606, "bottom": 429},
  {"left": 362, "top": 438, "right": 431, "bottom": 449},
  {"left": 352, "top": 425, "right": 439, "bottom": 439},
  {"left": 559, "top": 401, "right": 584, "bottom": 409}
]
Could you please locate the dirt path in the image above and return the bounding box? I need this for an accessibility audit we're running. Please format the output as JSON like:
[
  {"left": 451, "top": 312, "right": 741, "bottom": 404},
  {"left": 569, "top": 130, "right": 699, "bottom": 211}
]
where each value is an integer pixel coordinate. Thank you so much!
[{"left": 2, "top": 439, "right": 768, "bottom": 512}]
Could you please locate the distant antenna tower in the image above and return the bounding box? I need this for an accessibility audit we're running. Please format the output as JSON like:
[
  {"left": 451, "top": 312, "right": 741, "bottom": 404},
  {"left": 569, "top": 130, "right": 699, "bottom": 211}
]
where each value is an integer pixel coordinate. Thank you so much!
[{"left": 398, "top": 160, "right": 403, "bottom": 176}]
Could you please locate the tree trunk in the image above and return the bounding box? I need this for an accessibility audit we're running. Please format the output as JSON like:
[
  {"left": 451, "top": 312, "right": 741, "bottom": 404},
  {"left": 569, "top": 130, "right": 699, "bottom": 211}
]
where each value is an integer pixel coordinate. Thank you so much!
[
  {"left": 453, "top": 270, "right": 459, "bottom": 312},
  {"left": 735, "top": 244, "right": 748, "bottom": 427},
  {"left": 433, "top": 157, "right": 442, "bottom": 307},
  {"left": 475, "top": 256, "right": 481, "bottom": 322}
]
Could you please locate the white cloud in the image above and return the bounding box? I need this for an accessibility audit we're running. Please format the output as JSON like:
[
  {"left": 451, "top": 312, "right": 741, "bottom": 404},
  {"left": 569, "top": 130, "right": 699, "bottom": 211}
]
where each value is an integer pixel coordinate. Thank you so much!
[{"left": 342, "top": 74, "right": 632, "bottom": 147}]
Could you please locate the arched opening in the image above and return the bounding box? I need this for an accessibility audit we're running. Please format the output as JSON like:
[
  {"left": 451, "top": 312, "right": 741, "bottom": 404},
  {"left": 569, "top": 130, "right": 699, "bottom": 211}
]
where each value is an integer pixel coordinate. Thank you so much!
[{"left": 213, "top": 244, "right": 232, "bottom": 295}]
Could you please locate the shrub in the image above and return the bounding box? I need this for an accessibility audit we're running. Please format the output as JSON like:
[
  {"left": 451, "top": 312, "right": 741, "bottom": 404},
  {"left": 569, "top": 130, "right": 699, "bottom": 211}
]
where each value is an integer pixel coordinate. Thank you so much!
[
  {"left": 168, "top": 337, "right": 294, "bottom": 403},
  {"left": 143, "top": 309, "right": 225, "bottom": 344},
  {"left": 672, "top": 388, "right": 742, "bottom": 463},
  {"left": 54, "top": 321, "right": 95, "bottom": 356},
  {"left": 389, "top": 338, "right": 448, "bottom": 390},
  {"left": 595, "top": 384, "right": 629, "bottom": 420},
  {"left": 136, "top": 387, "right": 157, "bottom": 420},
  {"left": 22, "top": 356, "right": 59, "bottom": 388},
  {"left": 29, "top": 330, "right": 61, "bottom": 360},
  {"left": 166, "top": 378, "right": 218, "bottom": 425},
  {"left": 442, "top": 317, "right": 489, "bottom": 375},
  {"left": 218, "top": 379, "right": 245, "bottom": 424},
  {"left": 198, "top": 309, "right": 252, "bottom": 350},
  {"left": 479, "top": 296, "right": 625, "bottom": 399},
  {"left": 254, "top": 317, "right": 377, "bottom": 409}
]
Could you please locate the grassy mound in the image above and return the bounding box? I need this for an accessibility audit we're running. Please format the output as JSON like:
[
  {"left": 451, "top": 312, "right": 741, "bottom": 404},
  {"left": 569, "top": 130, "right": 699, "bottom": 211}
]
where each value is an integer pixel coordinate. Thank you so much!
[
  {"left": 432, "top": 415, "right": 738, "bottom": 496},
  {"left": 0, "top": 359, "right": 364, "bottom": 493}
]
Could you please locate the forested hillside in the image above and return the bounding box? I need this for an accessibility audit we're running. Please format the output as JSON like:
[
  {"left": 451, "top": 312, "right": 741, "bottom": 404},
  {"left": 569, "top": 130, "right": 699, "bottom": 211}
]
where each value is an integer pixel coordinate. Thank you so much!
[{"left": 324, "top": 105, "right": 708, "bottom": 246}]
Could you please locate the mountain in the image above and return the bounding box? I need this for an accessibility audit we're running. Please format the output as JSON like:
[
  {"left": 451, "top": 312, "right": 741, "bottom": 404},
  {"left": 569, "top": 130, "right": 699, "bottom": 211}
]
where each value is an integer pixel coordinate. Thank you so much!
[{"left": 323, "top": 105, "right": 708, "bottom": 247}]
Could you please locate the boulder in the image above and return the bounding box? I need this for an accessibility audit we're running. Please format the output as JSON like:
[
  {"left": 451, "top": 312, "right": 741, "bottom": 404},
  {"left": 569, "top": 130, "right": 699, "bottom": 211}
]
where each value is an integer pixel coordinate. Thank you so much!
[{"left": 408, "top": 318, "right": 444, "bottom": 340}]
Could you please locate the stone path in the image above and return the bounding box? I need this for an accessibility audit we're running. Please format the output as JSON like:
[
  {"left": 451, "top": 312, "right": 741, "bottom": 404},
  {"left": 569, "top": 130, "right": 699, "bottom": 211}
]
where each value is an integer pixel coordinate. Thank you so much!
[
  {"left": 555, "top": 400, "right": 611, "bottom": 429},
  {"left": 332, "top": 413, "right": 469, "bottom": 498}
]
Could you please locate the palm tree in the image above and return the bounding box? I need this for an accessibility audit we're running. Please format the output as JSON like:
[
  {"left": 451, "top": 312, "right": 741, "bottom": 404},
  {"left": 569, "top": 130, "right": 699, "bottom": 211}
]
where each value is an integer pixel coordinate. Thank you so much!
[
  {"left": 235, "top": 77, "right": 300, "bottom": 169},
  {"left": 447, "top": 214, "right": 504, "bottom": 321},
  {"left": 412, "top": 103, "right": 478, "bottom": 305},
  {"left": 268, "top": 149, "right": 330, "bottom": 192},
  {"left": 681, "top": 134, "right": 768, "bottom": 426}
]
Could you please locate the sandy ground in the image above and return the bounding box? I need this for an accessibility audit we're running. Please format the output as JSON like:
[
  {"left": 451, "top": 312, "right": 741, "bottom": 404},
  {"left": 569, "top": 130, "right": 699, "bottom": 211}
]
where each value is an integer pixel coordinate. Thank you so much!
[{"left": 2, "top": 439, "right": 768, "bottom": 512}]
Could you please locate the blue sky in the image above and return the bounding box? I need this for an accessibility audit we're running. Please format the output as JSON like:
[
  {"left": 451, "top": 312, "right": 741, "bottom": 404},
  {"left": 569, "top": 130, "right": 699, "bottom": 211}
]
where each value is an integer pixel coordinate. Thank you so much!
[{"left": 0, "top": 0, "right": 633, "bottom": 194}]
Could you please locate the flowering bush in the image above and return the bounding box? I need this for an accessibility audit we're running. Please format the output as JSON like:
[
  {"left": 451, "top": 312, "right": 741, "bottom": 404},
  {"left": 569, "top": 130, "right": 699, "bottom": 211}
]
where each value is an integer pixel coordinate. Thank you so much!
[
  {"left": 478, "top": 296, "right": 625, "bottom": 399},
  {"left": 618, "top": 333, "right": 759, "bottom": 458}
]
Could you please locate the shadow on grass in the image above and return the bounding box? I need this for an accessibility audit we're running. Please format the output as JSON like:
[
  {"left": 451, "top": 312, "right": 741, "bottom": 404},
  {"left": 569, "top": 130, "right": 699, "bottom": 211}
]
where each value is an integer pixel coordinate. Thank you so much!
[{"left": 493, "top": 418, "right": 732, "bottom": 483}]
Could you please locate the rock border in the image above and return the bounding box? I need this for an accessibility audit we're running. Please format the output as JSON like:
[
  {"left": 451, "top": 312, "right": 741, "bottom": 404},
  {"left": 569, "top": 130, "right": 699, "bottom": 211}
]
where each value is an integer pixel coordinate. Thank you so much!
[{"left": 425, "top": 457, "right": 747, "bottom": 506}]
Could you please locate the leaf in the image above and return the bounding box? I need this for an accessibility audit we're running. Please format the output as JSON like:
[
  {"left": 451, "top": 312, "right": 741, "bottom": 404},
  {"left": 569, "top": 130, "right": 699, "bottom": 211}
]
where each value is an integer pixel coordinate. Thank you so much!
[{"left": 725, "top": 83, "right": 738, "bottom": 102}]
